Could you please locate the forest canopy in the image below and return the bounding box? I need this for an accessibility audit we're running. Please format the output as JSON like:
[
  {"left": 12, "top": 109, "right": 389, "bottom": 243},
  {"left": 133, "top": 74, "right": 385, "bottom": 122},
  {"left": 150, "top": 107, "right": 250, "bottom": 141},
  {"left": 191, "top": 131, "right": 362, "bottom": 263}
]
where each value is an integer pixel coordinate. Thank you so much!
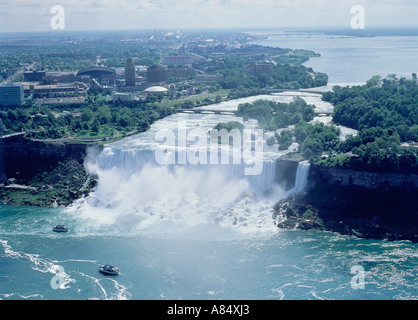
[
  {"left": 235, "top": 97, "right": 315, "bottom": 131},
  {"left": 323, "top": 75, "right": 418, "bottom": 141},
  {"left": 318, "top": 75, "right": 418, "bottom": 173}
]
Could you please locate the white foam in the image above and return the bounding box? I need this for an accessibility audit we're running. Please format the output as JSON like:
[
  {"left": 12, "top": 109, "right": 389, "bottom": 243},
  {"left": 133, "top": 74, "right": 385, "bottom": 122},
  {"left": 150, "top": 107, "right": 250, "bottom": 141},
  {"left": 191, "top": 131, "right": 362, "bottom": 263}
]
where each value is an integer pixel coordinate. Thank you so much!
[
  {"left": 0, "top": 239, "right": 75, "bottom": 290},
  {"left": 72, "top": 146, "right": 283, "bottom": 239},
  {"left": 76, "top": 271, "right": 132, "bottom": 300}
]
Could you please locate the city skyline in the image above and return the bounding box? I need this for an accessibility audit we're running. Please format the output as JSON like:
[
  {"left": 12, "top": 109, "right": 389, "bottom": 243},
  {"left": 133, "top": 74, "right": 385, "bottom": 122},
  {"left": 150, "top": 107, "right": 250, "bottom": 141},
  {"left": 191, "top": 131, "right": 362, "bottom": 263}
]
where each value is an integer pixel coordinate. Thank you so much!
[{"left": 1, "top": 0, "right": 418, "bottom": 33}]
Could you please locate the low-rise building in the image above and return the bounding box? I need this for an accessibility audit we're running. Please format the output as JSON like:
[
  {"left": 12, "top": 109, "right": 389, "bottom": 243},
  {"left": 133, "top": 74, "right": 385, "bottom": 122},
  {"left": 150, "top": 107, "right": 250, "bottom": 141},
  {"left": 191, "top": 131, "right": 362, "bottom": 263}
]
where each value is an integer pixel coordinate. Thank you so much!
[
  {"left": 144, "top": 86, "right": 168, "bottom": 94},
  {"left": 43, "top": 72, "right": 90, "bottom": 85},
  {"left": 112, "top": 92, "right": 135, "bottom": 102},
  {"left": 195, "top": 73, "right": 224, "bottom": 84},
  {"left": 24, "top": 71, "right": 46, "bottom": 82},
  {"left": 23, "top": 83, "right": 87, "bottom": 97},
  {"left": 162, "top": 56, "right": 194, "bottom": 66}
]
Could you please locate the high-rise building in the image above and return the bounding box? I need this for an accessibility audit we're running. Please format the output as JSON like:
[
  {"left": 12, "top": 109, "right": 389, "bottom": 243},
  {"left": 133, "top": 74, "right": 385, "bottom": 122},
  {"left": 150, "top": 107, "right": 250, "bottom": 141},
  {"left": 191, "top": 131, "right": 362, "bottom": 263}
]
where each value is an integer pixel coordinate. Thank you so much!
[
  {"left": 247, "top": 62, "right": 273, "bottom": 77},
  {"left": 125, "top": 58, "right": 136, "bottom": 87},
  {"left": 146, "top": 65, "right": 168, "bottom": 84},
  {"left": 0, "top": 84, "right": 24, "bottom": 106}
]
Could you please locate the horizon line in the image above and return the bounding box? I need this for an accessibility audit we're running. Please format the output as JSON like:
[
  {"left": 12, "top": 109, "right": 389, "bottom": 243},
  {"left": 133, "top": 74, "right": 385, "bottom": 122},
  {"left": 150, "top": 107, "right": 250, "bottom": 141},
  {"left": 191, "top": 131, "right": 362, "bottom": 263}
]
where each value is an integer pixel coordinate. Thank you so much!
[{"left": 1, "top": 25, "right": 418, "bottom": 35}]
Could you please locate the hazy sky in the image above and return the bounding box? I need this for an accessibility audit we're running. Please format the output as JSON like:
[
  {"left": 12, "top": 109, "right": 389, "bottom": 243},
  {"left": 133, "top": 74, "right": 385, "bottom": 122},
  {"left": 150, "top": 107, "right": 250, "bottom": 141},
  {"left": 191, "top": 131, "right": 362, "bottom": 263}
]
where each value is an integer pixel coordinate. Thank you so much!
[{"left": 1, "top": 0, "right": 418, "bottom": 33}]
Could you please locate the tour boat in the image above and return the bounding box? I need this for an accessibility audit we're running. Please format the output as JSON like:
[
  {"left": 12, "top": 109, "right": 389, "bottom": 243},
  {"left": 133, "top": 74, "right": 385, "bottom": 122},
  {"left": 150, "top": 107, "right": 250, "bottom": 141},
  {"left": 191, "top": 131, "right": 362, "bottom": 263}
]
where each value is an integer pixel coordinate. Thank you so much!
[
  {"left": 52, "top": 225, "right": 69, "bottom": 233},
  {"left": 99, "top": 265, "right": 120, "bottom": 275}
]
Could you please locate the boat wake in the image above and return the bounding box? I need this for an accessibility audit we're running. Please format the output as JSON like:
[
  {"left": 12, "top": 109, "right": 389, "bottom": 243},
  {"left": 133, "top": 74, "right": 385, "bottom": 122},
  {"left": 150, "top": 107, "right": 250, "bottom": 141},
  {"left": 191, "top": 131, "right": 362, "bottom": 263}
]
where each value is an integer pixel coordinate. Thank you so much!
[
  {"left": 0, "top": 239, "right": 131, "bottom": 300},
  {"left": 0, "top": 239, "right": 75, "bottom": 290}
]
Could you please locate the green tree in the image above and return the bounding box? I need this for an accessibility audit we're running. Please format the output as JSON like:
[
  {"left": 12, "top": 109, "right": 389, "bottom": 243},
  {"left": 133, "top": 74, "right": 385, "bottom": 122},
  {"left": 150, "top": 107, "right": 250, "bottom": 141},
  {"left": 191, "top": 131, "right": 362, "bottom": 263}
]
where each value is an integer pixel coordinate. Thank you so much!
[
  {"left": 81, "top": 109, "right": 93, "bottom": 122},
  {"left": 91, "top": 120, "right": 100, "bottom": 135}
]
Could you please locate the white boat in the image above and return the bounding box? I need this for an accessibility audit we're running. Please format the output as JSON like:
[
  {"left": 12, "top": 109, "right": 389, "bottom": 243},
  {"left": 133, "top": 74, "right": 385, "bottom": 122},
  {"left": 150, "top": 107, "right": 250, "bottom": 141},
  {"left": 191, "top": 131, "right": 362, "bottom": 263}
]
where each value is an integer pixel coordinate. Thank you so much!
[
  {"left": 53, "top": 225, "right": 69, "bottom": 233},
  {"left": 99, "top": 265, "right": 119, "bottom": 275}
]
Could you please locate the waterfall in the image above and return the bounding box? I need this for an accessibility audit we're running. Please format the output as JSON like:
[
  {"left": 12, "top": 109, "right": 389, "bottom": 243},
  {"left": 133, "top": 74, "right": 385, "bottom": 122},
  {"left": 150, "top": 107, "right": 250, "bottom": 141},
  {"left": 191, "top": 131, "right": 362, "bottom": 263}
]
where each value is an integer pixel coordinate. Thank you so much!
[
  {"left": 93, "top": 145, "right": 278, "bottom": 196},
  {"left": 285, "top": 160, "right": 310, "bottom": 197},
  {"left": 76, "top": 145, "right": 281, "bottom": 235},
  {"left": 76, "top": 112, "right": 285, "bottom": 236}
]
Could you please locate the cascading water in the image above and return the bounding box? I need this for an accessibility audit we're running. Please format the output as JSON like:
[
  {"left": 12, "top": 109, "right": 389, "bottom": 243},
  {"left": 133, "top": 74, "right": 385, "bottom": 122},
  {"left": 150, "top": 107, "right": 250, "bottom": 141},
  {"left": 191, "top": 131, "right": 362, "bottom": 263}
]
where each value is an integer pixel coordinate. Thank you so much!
[
  {"left": 73, "top": 112, "right": 286, "bottom": 238},
  {"left": 285, "top": 160, "right": 310, "bottom": 197}
]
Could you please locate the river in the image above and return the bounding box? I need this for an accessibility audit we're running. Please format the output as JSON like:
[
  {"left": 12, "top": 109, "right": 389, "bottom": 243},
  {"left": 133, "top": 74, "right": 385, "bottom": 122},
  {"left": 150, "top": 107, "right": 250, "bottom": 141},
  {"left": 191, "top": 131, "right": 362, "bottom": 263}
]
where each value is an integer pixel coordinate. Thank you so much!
[{"left": 0, "top": 29, "right": 417, "bottom": 300}]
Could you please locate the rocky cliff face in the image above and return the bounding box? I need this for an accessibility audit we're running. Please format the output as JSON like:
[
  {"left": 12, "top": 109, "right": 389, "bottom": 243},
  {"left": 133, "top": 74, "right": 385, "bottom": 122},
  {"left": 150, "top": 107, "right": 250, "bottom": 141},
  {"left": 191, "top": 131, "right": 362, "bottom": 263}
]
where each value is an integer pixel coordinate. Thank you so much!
[
  {"left": 275, "top": 159, "right": 418, "bottom": 242},
  {"left": 0, "top": 136, "right": 102, "bottom": 207},
  {"left": 2, "top": 136, "right": 101, "bottom": 183},
  {"left": 275, "top": 158, "right": 300, "bottom": 191},
  {"left": 308, "top": 164, "right": 418, "bottom": 190}
]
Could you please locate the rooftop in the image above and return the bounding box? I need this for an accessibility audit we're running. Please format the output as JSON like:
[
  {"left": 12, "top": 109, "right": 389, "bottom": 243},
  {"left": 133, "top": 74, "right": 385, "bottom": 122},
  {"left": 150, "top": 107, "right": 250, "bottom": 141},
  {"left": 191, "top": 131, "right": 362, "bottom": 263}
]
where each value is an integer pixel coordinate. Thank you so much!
[{"left": 144, "top": 86, "right": 168, "bottom": 93}]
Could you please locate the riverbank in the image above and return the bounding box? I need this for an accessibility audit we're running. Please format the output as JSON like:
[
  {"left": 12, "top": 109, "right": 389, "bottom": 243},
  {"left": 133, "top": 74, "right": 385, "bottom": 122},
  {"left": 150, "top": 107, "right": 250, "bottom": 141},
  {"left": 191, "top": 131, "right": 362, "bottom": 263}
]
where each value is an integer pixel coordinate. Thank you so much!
[{"left": 274, "top": 161, "right": 418, "bottom": 242}]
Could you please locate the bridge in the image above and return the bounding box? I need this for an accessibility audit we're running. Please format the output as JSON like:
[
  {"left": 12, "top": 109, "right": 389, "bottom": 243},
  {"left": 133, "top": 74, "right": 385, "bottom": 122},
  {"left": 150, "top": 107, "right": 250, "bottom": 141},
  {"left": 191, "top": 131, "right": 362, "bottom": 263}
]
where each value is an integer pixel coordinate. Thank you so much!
[
  {"left": 1, "top": 132, "right": 26, "bottom": 140},
  {"left": 176, "top": 108, "right": 332, "bottom": 116},
  {"left": 261, "top": 88, "right": 329, "bottom": 94},
  {"left": 175, "top": 108, "right": 235, "bottom": 115}
]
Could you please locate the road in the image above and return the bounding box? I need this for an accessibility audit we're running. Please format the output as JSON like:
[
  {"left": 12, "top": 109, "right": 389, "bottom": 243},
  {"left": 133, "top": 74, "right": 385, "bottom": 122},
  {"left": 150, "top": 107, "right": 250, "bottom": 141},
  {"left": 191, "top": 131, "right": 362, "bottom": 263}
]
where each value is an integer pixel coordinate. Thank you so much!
[{"left": 1, "top": 62, "right": 37, "bottom": 85}]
